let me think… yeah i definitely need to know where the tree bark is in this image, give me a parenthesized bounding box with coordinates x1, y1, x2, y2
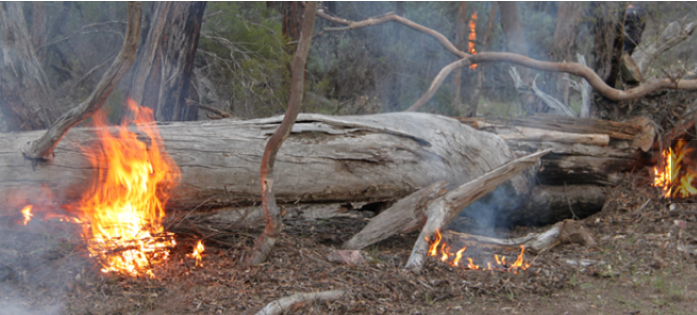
(0, 113, 517, 222)
(546, 2, 583, 102)
(592, 2, 627, 88)
(129, 1, 206, 122)
(0, 2, 56, 131)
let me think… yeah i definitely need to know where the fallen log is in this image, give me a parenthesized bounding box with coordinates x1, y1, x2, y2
(459, 114, 650, 186)
(1, 113, 516, 214)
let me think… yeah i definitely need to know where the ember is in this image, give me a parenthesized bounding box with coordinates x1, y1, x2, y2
(20, 205, 33, 225)
(188, 240, 205, 267)
(427, 229, 529, 273)
(653, 140, 697, 199)
(468, 11, 477, 70)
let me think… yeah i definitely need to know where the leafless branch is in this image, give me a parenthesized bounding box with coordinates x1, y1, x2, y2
(317, 9, 468, 59)
(23, 2, 141, 161)
(319, 9, 697, 112)
(246, 2, 317, 266)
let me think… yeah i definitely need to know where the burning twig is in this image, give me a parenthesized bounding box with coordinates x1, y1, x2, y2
(404, 149, 550, 273)
(254, 289, 348, 315)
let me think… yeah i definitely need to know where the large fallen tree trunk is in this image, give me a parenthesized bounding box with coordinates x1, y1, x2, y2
(0, 113, 517, 213)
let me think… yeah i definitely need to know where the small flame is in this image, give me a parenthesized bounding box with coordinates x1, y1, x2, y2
(653, 140, 697, 199)
(187, 240, 205, 267)
(427, 229, 529, 272)
(468, 11, 478, 70)
(21, 205, 33, 225)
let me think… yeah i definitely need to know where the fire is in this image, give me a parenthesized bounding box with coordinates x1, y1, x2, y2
(21, 205, 33, 225)
(187, 240, 205, 267)
(427, 229, 530, 273)
(653, 140, 697, 198)
(76, 98, 180, 277)
(468, 11, 478, 70)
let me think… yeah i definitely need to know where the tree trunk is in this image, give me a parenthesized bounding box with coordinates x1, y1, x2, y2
(0, 2, 56, 131)
(129, 1, 206, 122)
(546, 2, 583, 102)
(467, 2, 497, 117)
(498, 2, 537, 113)
(451, 2, 467, 114)
(592, 2, 627, 87)
(0, 113, 517, 213)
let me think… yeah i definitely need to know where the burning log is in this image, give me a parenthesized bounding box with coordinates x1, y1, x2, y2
(404, 149, 550, 273)
(1, 112, 517, 220)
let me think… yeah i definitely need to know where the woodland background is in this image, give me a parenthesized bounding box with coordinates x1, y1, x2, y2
(3, 1, 696, 130)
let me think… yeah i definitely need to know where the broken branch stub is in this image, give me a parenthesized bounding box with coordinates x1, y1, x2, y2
(404, 149, 551, 273)
(22, 2, 141, 161)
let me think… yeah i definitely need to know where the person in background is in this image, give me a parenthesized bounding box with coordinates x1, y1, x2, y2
(624, 4, 646, 55)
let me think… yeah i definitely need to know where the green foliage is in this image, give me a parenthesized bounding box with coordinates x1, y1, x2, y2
(197, 2, 291, 118)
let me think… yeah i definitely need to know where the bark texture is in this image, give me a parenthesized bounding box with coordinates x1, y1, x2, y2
(130, 1, 206, 122)
(0, 113, 516, 218)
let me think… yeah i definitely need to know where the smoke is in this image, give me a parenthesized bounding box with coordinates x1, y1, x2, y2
(448, 183, 525, 237)
(0, 188, 88, 315)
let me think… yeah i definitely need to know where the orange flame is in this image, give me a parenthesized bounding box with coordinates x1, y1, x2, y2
(76, 98, 180, 277)
(653, 140, 697, 198)
(427, 229, 529, 273)
(468, 11, 478, 70)
(187, 240, 205, 267)
(21, 205, 33, 225)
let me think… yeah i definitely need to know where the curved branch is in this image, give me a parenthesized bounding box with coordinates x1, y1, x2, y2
(317, 10, 468, 59)
(318, 8, 697, 113)
(471, 52, 697, 101)
(406, 59, 471, 112)
(22, 2, 141, 160)
(246, 2, 317, 266)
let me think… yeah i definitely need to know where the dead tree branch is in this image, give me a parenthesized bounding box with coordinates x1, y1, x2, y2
(632, 20, 697, 76)
(317, 10, 468, 59)
(246, 2, 317, 266)
(318, 9, 697, 112)
(22, 2, 141, 161)
(254, 290, 347, 315)
(404, 149, 551, 273)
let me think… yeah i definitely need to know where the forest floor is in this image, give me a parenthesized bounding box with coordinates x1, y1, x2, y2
(1, 170, 696, 315)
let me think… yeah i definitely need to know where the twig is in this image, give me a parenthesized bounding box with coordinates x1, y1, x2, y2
(254, 290, 347, 315)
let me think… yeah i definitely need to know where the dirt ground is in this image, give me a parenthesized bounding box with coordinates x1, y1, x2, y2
(1, 170, 696, 315)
